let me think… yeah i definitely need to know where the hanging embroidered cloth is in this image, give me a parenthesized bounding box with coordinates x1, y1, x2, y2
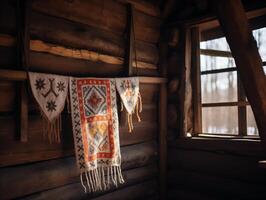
(115, 77, 142, 132)
(70, 77, 124, 192)
(29, 72, 69, 143)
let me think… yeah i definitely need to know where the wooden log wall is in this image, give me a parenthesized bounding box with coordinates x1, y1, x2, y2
(0, 0, 163, 199)
(166, 9, 266, 200)
(167, 139, 266, 199)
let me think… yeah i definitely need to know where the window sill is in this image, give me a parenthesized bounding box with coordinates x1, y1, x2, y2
(170, 134, 264, 157)
(196, 133, 260, 142)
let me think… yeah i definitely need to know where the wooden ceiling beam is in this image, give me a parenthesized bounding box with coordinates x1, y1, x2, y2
(211, 0, 266, 145)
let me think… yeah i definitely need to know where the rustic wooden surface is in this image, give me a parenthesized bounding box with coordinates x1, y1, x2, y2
(0, 0, 162, 199)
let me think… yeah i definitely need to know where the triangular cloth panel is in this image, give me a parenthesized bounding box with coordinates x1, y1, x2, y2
(29, 72, 69, 143)
(115, 77, 142, 132)
(70, 77, 124, 193)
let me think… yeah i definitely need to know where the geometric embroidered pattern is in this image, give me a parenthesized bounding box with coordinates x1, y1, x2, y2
(83, 85, 107, 116)
(70, 77, 121, 171)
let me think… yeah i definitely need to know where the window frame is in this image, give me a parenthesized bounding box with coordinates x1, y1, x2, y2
(192, 27, 266, 137)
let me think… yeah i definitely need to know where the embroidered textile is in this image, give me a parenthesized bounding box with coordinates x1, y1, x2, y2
(70, 77, 124, 192)
(115, 77, 142, 132)
(29, 72, 69, 143)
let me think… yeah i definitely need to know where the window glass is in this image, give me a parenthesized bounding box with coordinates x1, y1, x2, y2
(202, 106, 238, 134)
(200, 55, 235, 71)
(247, 106, 259, 136)
(253, 27, 266, 61)
(201, 71, 237, 103)
(200, 37, 230, 51)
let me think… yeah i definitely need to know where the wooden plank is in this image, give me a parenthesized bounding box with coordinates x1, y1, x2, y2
(31, 0, 161, 44)
(237, 73, 247, 136)
(211, 0, 266, 143)
(29, 11, 159, 65)
(158, 83, 167, 198)
(0, 141, 158, 199)
(0, 33, 16, 46)
(200, 49, 232, 58)
(92, 180, 158, 200)
(0, 114, 158, 167)
(0, 69, 166, 83)
(170, 137, 263, 158)
(191, 27, 202, 134)
(168, 169, 266, 199)
(0, 0, 17, 34)
(201, 67, 237, 75)
(22, 165, 158, 200)
(116, 0, 160, 17)
(202, 101, 249, 107)
(168, 148, 266, 184)
(0, 46, 17, 68)
(23, 179, 158, 200)
(29, 51, 124, 76)
(18, 82, 28, 142)
(0, 33, 158, 70)
(125, 3, 134, 76)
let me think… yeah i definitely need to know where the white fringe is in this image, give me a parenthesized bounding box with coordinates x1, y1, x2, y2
(80, 166, 124, 193)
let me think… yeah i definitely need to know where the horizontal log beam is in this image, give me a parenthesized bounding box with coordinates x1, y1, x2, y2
(30, 11, 158, 65)
(31, 0, 161, 44)
(0, 34, 157, 70)
(168, 169, 266, 199)
(0, 141, 158, 199)
(200, 49, 232, 58)
(0, 69, 167, 83)
(116, 0, 160, 17)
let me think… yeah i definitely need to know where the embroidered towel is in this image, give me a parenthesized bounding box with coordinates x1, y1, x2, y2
(29, 72, 69, 143)
(115, 77, 142, 132)
(70, 77, 124, 192)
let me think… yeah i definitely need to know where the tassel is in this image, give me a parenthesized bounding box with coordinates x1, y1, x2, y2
(80, 166, 124, 193)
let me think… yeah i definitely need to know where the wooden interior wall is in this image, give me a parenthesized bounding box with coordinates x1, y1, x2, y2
(166, 16, 266, 200)
(0, 0, 163, 199)
(167, 139, 266, 200)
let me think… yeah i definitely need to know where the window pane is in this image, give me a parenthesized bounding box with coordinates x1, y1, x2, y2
(200, 37, 230, 51)
(201, 71, 237, 103)
(200, 55, 235, 71)
(253, 27, 266, 61)
(247, 106, 259, 136)
(202, 107, 238, 134)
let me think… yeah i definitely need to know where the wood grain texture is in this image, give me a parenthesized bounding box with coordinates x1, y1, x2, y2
(31, 0, 161, 43)
(0, 141, 158, 199)
(30, 11, 159, 65)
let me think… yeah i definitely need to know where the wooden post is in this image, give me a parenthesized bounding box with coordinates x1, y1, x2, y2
(191, 27, 202, 135)
(178, 27, 192, 137)
(211, 0, 266, 144)
(19, 82, 28, 142)
(159, 82, 167, 199)
(125, 3, 134, 76)
(16, 0, 30, 142)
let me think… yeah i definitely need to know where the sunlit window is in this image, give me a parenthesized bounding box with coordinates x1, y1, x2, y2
(199, 27, 266, 136)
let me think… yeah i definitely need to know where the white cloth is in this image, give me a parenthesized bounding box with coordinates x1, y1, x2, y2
(29, 72, 69, 122)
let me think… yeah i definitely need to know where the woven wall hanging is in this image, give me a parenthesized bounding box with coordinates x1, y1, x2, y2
(29, 72, 69, 143)
(70, 77, 124, 192)
(115, 77, 142, 132)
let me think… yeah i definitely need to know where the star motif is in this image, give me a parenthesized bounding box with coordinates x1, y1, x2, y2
(35, 78, 45, 90)
(57, 81, 66, 92)
(46, 100, 57, 112)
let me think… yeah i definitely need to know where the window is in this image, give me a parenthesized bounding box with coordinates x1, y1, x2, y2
(199, 27, 266, 137)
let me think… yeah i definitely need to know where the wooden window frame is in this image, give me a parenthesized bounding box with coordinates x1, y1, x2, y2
(192, 27, 266, 137)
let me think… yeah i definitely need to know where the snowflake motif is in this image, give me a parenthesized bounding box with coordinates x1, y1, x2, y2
(57, 81, 66, 92)
(35, 78, 45, 90)
(46, 100, 57, 112)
